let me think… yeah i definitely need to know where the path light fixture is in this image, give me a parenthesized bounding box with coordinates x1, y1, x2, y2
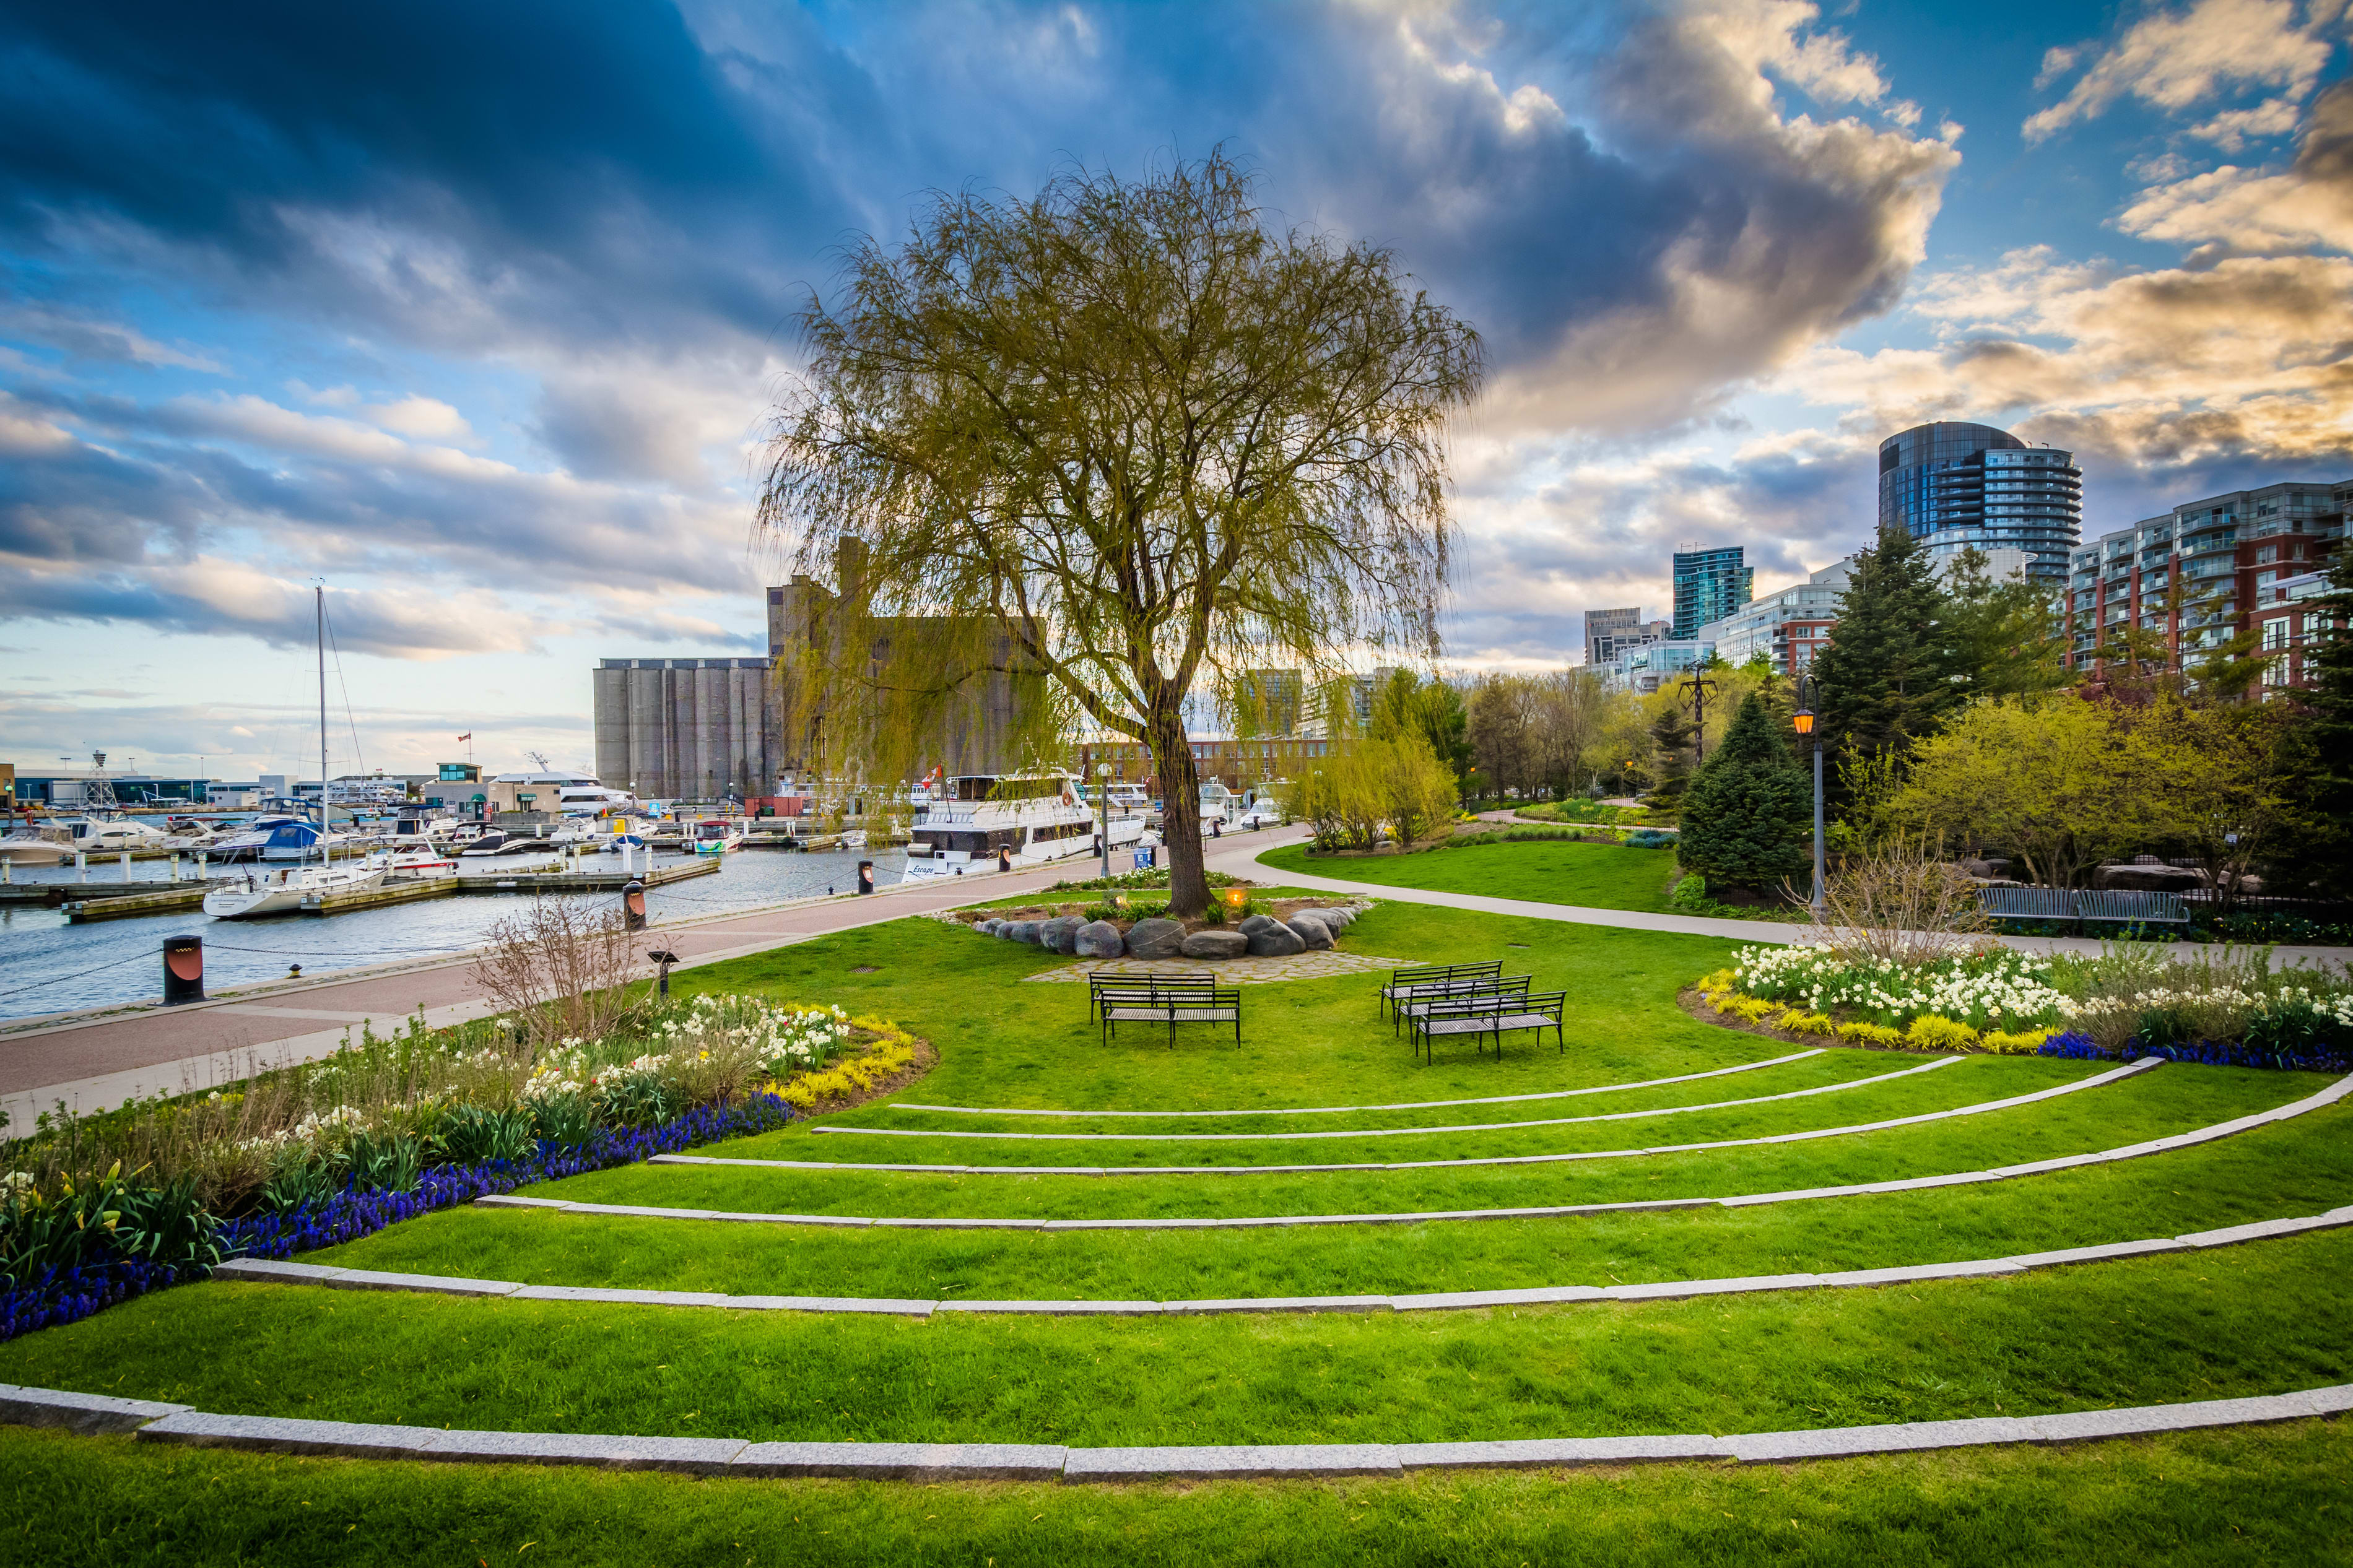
(647, 948, 680, 998)
(1222, 886, 1248, 916)
(1793, 674, 1825, 915)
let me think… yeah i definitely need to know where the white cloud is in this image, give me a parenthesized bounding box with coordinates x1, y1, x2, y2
(362, 395, 477, 443)
(2024, 0, 2334, 142)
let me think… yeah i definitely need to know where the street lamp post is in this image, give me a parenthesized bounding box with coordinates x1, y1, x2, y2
(1095, 761, 1113, 883)
(1793, 674, 1824, 915)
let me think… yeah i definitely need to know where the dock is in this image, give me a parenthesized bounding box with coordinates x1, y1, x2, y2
(302, 877, 460, 915)
(450, 857, 720, 894)
(62, 884, 219, 922)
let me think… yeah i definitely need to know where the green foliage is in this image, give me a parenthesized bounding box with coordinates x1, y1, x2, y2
(1, 1164, 221, 1287)
(1676, 693, 1810, 895)
(1813, 522, 1960, 808)
(1292, 729, 1459, 849)
(2274, 546, 2353, 898)
(1368, 669, 1474, 782)
(1942, 545, 2069, 700)
(1645, 704, 1696, 816)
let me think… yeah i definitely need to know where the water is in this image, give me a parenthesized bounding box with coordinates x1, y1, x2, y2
(0, 847, 911, 1022)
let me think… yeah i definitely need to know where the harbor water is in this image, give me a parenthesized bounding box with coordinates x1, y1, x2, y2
(0, 848, 912, 1024)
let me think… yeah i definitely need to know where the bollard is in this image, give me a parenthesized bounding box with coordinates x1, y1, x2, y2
(622, 878, 646, 932)
(163, 935, 206, 1005)
(76, 850, 87, 883)
(170, 852, 181, 883)
(858, 859, 875, 896)
(198, 850, 208, 881)
(121, 851, 132, 879)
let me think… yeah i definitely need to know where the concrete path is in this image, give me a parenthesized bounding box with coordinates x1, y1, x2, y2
(6, 822, 2341, 1132)
(1225, 834, 2353, 970)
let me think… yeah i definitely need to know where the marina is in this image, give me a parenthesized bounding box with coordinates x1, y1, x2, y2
(0, 847, 913, 1024)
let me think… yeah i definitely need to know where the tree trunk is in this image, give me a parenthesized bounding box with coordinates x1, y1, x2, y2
(1149, 695, 1209, 917)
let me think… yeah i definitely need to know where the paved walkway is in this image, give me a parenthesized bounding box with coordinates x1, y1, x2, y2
(6, 823, 2342, 1130)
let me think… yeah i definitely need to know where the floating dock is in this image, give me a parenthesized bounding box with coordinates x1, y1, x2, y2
(62, 884, 219, 922)
(450, 857, 720, 894)
(301, 877, 461, 915)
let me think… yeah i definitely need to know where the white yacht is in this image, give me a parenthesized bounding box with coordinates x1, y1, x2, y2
(689, 819, 746, 855)
(365, 845, 459, 881)
(903, 773, 1144, 880)
(204, 860, 387, 918)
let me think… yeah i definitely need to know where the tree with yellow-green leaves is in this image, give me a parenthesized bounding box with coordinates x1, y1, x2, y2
(2128, 698, 2298, 911)
(757, 152, 1481, 916)
(1894, 694, 2141, 888)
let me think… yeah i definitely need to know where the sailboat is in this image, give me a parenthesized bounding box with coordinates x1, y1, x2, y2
(204, 587, 388, 919)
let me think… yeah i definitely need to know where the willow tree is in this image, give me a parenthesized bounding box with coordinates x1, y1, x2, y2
(757, 153, 1482, 916)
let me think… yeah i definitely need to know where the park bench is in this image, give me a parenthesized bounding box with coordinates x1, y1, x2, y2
(1409, 990, 1567, 1063)
(1977, 886, 2189, 930)
(1393, 974, 1531, 1038)
(1094, 976, 1243, 1049)
(2073, 890, 2189, 929)
(1380, 960, 1505, 1020)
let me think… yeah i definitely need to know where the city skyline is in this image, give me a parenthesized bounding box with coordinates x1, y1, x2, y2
(6, 0, 2352, 775)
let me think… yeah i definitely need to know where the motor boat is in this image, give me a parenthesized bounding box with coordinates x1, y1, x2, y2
(903, 772, 1144, 881)
(690, 820, 745, 855)
(365, 845, 459, 881)
(457, 831, 559, 858)
(1233, 797, 1286, 829)
(597, 833, 651, 854)
(838, 828, 868, 851)
(203, 861, 388, 919)
(0, 826, 73, 864)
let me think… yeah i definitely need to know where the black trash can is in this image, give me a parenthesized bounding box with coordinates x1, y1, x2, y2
(163, 935, 205, 1005)
(857, 859, 876, 895)
(623, 879, 646, 932)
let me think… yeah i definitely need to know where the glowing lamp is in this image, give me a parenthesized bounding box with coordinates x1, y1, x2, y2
(1222, 887, 1248, 911)
(1793, 708, 1816, 737)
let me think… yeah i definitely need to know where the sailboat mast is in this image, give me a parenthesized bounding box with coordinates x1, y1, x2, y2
(317, 586, 327, 867)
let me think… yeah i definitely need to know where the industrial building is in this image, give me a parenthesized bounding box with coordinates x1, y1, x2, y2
(592, 542, 1029, 801)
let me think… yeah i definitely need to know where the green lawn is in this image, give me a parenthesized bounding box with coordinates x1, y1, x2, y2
(4, 895, 2347, 1564)
(8, 1420, 2346, 1567)
(1257, 838, 1685, 912)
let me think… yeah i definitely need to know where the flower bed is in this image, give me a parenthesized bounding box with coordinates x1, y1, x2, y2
(1695, 941, 2353, 1067)
(2, 993, 909, 1341)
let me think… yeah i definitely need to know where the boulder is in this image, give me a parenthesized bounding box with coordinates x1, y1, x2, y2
(976, 918, 1001, 935)
(1285, 916, 1333, 950)
(1238, 914, 1305, 958)
(1039, 917, 1082, 955)
(1180, 929, 1250, 960)
(1074, 919, 1126, 959)
(1006, 920, 1040, 944)
(1124, 917, 1188, 959)
(2096, 864, 2203, 893)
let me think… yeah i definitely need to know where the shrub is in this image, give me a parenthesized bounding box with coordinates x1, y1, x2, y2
(1905, 1014, 1981, 1052)
(1720, 996, 1774, 1023)
(1981, 1028, 2054, 1055)
(1777, 1010, 1835, 1036)
(1838, 1022, 1905, 1047)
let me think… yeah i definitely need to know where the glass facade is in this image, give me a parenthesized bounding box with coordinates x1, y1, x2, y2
(1878, 422, 2081, 584)
(1671, 547, 1752, 638)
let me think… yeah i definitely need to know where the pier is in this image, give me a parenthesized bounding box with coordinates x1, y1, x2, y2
(62, 884, 220, 922)
(449, 856, 720, 894)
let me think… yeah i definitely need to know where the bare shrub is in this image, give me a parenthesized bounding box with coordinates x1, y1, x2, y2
(468, 897, 643, 1046)
(1811, 831, 1987, 963)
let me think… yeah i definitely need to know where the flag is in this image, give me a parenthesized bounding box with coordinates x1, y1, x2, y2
(457, 732, 472, 742)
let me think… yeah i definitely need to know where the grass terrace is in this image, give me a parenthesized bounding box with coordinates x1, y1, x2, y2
(1258, 837, 1685, 914)
(5, 889, 2351, 1564)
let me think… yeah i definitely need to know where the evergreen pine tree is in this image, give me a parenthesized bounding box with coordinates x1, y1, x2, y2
(1677, 692, 1812, 894)
(1814, 522, 1959, 807)
(1646, 704, 1696, 816)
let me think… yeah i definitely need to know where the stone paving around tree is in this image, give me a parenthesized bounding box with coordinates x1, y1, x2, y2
(1022, 951, 1416, 984)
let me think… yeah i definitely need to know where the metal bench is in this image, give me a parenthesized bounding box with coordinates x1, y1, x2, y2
(1380, 960, 1505, 1020)
(1977, 886, 2189, 930)
(1409, 990, 1567, 1063)
(1095, 978, 1242, 1049)
(2074, 890, 2188, 927)
(1975, 887, 2075, 923)
(1393, 974, 1531, 1038)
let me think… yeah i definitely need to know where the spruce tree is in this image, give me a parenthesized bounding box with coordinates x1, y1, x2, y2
(1645, 704, 1697, 816)
(1814, 522, 1959, 808)
(1677, 692, 1812, 894)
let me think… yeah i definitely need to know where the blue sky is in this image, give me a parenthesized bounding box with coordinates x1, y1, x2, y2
(3, 0, 2349, 778)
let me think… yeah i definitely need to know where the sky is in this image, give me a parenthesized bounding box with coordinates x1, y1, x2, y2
(3, 0, 2350, 780)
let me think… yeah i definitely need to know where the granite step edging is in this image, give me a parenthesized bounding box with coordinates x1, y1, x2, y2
(4, 1382, 2344, 1479)
(664, 1057, 2174, 1174)
(815, 1057, 1962, 1143)
(208, 1202, 2353, 1317)
(884, 1049, 1827, 1119)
